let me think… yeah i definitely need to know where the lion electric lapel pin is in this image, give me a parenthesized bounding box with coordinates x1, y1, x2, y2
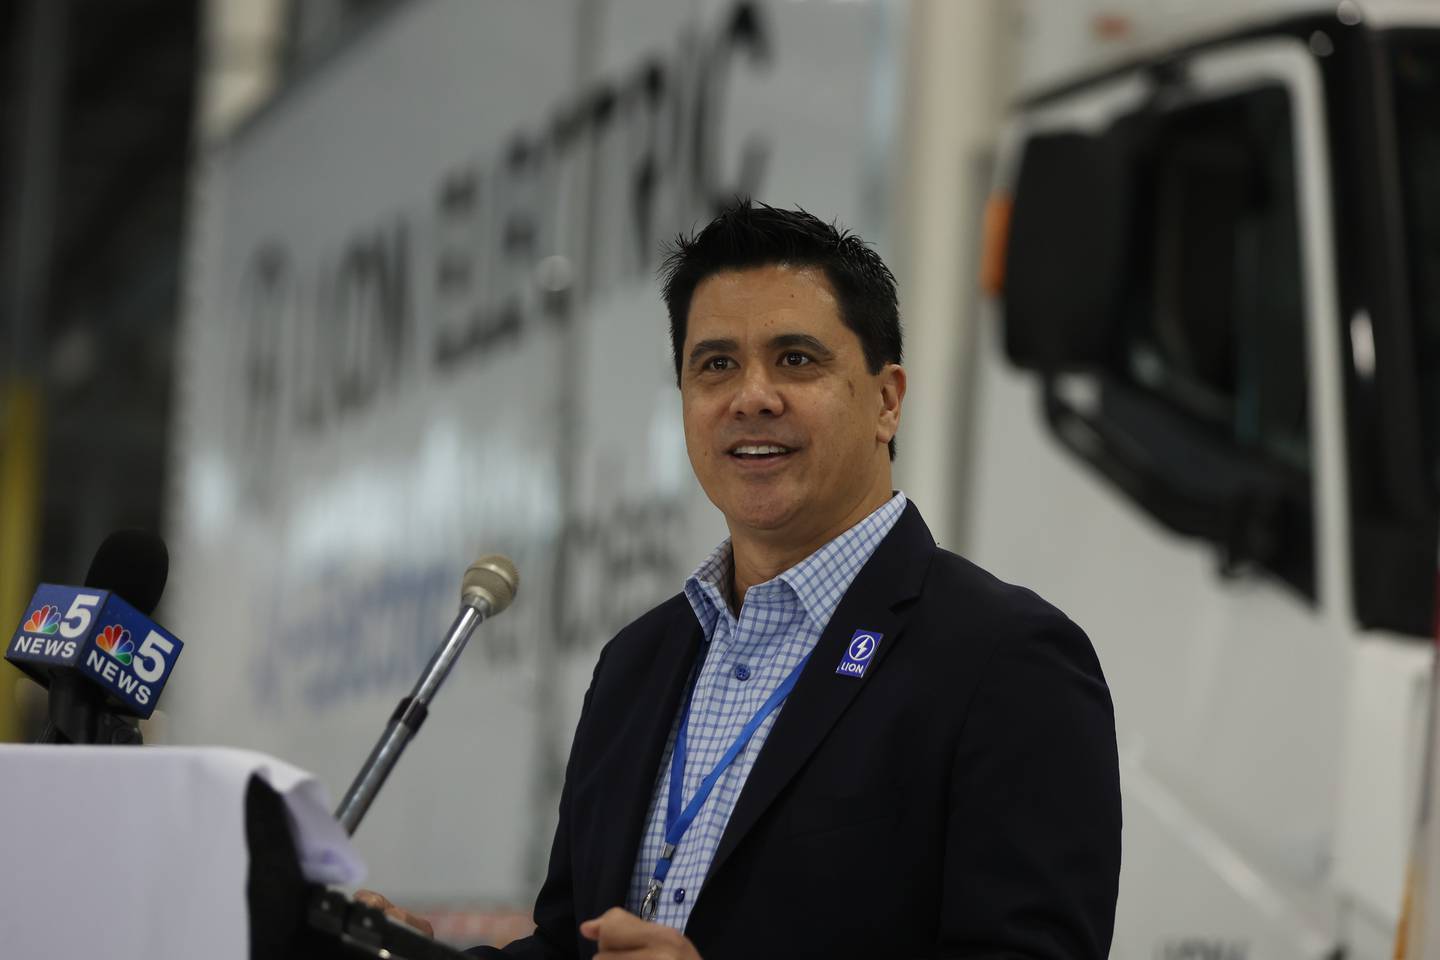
(836, 629, 883, 678)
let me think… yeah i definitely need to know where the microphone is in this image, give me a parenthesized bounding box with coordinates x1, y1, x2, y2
(334, 555, 518, 835)
(6, 530, 183, 744)
(85, 529, 169, 615)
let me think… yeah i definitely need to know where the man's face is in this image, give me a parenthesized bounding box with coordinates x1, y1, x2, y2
(680, 265, 904, 547)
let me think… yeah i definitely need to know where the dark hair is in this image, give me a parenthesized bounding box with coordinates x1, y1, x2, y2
(659, 199, 903, 459)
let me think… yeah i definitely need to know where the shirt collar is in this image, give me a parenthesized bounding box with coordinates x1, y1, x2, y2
(683, 541, 732, 642)
(683, 492, 908, 640)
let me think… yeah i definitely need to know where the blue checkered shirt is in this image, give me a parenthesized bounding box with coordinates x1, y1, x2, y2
(625, 492, 908, 929)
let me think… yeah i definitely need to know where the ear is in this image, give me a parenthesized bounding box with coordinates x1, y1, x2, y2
(876, 364, 905, 443)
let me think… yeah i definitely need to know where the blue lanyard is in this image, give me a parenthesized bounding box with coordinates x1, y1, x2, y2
(638, 650, 812, 920)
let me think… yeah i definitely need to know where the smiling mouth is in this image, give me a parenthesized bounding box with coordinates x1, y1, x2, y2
(729, 444, 797, 462)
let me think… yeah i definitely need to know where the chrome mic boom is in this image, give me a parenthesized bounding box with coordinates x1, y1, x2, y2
(335, 555, 519, 835)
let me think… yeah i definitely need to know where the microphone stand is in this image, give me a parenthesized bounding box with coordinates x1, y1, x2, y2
(35, 674, 142, 745)
(334, 594, 495, 835)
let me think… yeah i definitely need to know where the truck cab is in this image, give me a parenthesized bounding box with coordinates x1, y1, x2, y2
(975, 4, 1440, 956)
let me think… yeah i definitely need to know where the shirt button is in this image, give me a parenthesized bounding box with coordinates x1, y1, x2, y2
(733, 664, 751, 681)
(674, 888, 686, 903)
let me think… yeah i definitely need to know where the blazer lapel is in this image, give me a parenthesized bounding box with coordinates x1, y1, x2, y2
(703, 503, 937, 883)
(593, 599, 704, 910)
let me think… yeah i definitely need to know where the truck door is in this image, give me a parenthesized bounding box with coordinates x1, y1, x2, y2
(974, 35, 1348, 959)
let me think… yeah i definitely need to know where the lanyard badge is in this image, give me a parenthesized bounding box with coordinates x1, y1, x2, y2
(640, 652, 812, 921)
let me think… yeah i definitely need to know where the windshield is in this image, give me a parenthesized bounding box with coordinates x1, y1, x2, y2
(1391, 33, 1440, 492)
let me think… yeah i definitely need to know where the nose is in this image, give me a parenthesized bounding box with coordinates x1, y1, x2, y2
(728, 363, 784, 419)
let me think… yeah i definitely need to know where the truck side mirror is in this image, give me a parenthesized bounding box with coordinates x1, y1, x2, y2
(1002, 131, 1131, 372)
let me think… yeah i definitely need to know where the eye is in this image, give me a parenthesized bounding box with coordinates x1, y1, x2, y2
(704, 356, 734, 372)
(780, 352, 812, 367)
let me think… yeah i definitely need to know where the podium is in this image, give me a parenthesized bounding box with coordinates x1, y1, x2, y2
(0, 745, 479, 959)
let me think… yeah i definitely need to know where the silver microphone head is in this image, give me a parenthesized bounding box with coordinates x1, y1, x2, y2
(461, 554, 519, 614)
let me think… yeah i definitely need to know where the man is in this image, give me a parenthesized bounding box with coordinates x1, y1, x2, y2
(362, 201, 1121, 958)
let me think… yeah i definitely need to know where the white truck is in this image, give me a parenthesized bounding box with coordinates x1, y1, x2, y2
(974, 2, 1440, 956)
(170, 0, 1440, 953)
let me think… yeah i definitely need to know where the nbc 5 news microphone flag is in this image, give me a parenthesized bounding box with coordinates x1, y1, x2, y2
(6, 584, 183, 718)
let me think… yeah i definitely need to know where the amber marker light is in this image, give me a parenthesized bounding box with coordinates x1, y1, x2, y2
(979, 193, 1013, 299)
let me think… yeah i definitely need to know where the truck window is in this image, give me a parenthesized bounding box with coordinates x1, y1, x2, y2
(1129, 86, 1308, 472)
(1392, 36, 1440, 499)
(1086, 84, 1314, 595)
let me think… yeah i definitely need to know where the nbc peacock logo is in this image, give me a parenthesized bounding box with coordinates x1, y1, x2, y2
(23, 605, 60, 635)
(95, 625, 134, 665)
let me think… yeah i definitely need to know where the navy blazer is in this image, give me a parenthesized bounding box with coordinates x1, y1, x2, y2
(470, 503, 1121, 959)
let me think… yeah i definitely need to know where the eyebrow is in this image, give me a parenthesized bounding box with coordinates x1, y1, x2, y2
(770, 333, 836, 361)
(686, 333, 837, 368)
(687, 338, 740, 367)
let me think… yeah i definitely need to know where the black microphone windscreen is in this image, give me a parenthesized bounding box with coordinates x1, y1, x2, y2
(84, 530, 169, 616)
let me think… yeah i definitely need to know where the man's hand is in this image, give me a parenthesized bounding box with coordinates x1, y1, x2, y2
(580, 907, 703, 959)
(353, 889, 435, 939)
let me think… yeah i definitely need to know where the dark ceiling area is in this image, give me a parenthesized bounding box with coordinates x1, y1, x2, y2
(0, 0, 199, 586)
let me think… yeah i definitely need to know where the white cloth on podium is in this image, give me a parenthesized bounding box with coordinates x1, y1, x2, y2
(0, 744, 366, 960)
